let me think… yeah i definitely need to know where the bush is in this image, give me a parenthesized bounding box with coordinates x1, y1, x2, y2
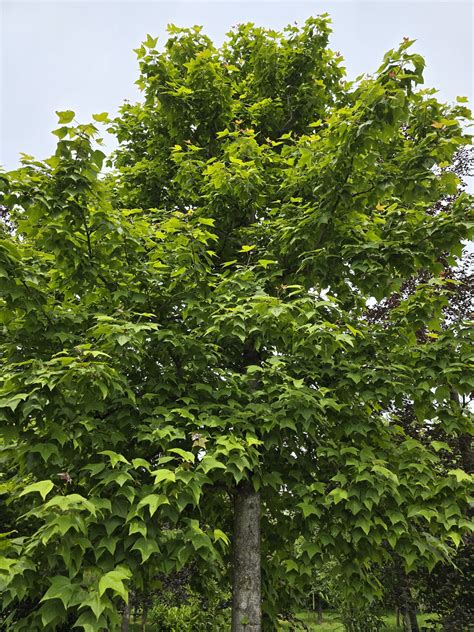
(340, 604, 385, 632)
(148, 582, 230, 631)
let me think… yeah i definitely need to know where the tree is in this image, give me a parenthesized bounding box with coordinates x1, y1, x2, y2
(0, 16, 472, 631)
(372, 248, 474, 632)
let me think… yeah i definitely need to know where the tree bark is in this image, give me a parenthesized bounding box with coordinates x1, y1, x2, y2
(408, 605, 420, 632)
(317, 595, 323, 625)
(401, 579, 419, 632)
(403, 610, 412, 632)
(141, 602, 148, 632)
(231, 481, 262, 632)
(121, 602, 130, 632)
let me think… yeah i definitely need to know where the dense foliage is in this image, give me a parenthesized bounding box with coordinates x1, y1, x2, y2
(0, 15, 472, 631)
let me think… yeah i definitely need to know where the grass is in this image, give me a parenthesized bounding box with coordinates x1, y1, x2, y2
(278, 610, 343, 630)
(278, 610, 439, 631)
(130, 609, 439, 630)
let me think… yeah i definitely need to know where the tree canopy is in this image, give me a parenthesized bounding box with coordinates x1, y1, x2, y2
(0, 15, 472, 631)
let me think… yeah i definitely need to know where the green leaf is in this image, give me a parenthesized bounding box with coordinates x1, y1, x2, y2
(131, 458, 151, 470)
(0, 392, 29, 411)
(40, 600, 65, 627)
(168, 448, 195, 463)
(98, 536, 118, 556)
(403, 550, 418, 570)
(0, 557, 17, 572)
(298, 502, 321, 518)
(302, 542, 319, 560)
(440, 171, 460, 195)
(257, 259, 277, 268)
(284, 559, 299, 573)
(407, 507, 434, 522)
(52, 126, 68, 139)
(80, 592, 106, 621)
(197, 217, 215, 226)
(92, 112, 110, 123)
(199, 456, 226, 474)
(98, 567, 131, 602)
(128, 520, 147, 537)
(99, 450, 130, 467)
(448, 469, 471, 483)
(97, 381, 108, 400)
(137, 493, 169, 517)
(355, 516, 371, 535)
(387, 511, 406, 526)
(213, 528, 230, 545)
(448, 531, 462, 547)
(145, 33, 158, 48)
(328, 488, 348, 504)
(239, 244, 256, 252)
(44, 494, 97, 515)
(151, 468, 176, 484)
(41, 576, 75, 607)
(20, 480, 54, 501)
(56, 110, 75, 124)
(371, 465, 399, 484)
(431, 441, 452, 453)
(74, 610, 106, 632)
(30, 443, 59, 462)
(131, 537, 160, 562)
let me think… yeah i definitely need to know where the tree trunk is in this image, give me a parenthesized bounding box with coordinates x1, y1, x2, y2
(141, 602, 148, 632)
(231, 481, 261, 632)
(408, 605, 419, 632)
(121, 602, 130, 632)
(401, 586, 419, 632)
(403, 610, 412, 632)
(317, 595, 323, 624)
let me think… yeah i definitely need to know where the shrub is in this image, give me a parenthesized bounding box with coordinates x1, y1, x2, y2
(148, 583, 230, 631)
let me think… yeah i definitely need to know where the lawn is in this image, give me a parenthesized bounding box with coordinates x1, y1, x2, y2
(130, 609, 438, 630)
(278, 610, 438, 631)
(278, 610, 343, 631)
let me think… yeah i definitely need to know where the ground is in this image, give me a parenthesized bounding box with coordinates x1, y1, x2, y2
(278, 610, 438, 631)
(129, 609, 438, 630)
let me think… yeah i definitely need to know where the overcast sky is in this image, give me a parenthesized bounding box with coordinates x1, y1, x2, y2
(1, 1, 472, 169)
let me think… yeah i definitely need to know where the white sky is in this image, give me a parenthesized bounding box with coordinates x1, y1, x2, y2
(0, 0, 472, 169)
